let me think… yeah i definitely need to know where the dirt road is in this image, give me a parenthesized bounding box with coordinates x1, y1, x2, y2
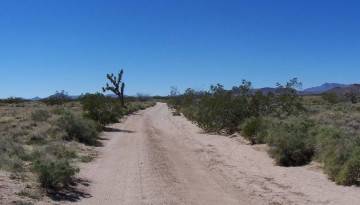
(73, 103, 360, 205)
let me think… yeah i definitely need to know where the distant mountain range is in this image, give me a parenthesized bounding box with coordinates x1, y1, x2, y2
(251, 83, 351, 95)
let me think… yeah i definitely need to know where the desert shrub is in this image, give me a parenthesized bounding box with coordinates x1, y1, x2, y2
(183, 83, 251, 133)
(248, 91, 272, 117)
(322, 93, 338, 104)
(56, 112, 100, 145)
(267, 118, 316, 166)
(52, 105, 65, 115)
(81, 93, 123, 126)
(0, 155, 24, 172)
(42, 90, 71, 105)
(32, 159, 79, 189)
(0, 137, 26, 158)
(125, 103, 142, 115)
(17, 190, 40, 200)
(273, 78, 304, 117)
(28, 131, 47, 144)
(314, 128, 351, 162)
(315, 128, 360, 185)
(136, 93, 151, 102)
(168, 86, 182, 109)
(1, 97, 29, 104)
(0, 137, 28, 172)
(30, 110, 51, 122)
(125, 101, 155, 114)
(170, 79, 304, 133)
(172, 110, 181, 116)
(337, 148, 360, 185)
(241, 117, 267, 144)
(45, 142, 77, 159)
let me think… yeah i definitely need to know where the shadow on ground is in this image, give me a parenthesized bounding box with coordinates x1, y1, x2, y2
(103, 127, 136, 133)
(47, 178, 92, 202)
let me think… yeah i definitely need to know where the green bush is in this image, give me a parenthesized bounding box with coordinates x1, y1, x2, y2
(183, 84, 250, 133)
(125, 103, 142, 115)
(267, 118, 316, 166)
(315, 128, 360, 185)
(273, 78, 304, 117)
(81, 93, 123, 126)
(32, 159, 79, 189)
(241, 117, 267, 144)
(56, 112, 100, 145)
(169, 79, 303, 133)
(337, 148, 360, 185)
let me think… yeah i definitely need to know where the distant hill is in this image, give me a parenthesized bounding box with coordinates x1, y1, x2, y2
(327, 84, 360, 97)
(302, 83, 348, 94)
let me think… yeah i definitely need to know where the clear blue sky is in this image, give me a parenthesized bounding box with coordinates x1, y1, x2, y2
(0, 0, 359, 98)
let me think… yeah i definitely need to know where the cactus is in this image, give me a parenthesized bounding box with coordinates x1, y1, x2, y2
(102, 69, 126, 108)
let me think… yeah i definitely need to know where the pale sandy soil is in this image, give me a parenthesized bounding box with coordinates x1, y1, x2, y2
(66, 103, 359, 205)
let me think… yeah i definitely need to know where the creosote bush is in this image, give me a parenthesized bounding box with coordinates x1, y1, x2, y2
(32, 159, 79, 189)
(337, 148, 360, 185)
(266, 119, 316, 166)
(56, 112, 100, 145)
(315, 127, 360, 185)
(241, 117, 267, 144)
(81, 93, 123, 127)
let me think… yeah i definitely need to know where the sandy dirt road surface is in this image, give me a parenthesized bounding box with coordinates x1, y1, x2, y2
(72, 103, 360, 205)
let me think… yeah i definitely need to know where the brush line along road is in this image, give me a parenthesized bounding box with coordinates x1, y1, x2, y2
(73, 103, 360, 205)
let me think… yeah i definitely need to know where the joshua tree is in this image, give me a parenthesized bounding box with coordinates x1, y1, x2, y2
(102, 69, 126, 108)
